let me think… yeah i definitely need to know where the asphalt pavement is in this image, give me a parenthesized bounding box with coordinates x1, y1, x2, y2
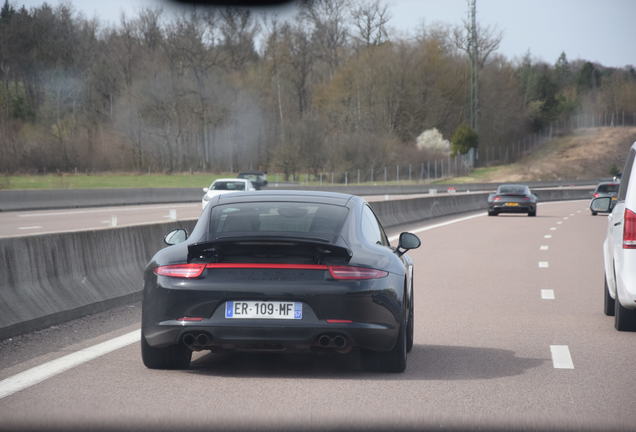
(0, 200, 632, 431)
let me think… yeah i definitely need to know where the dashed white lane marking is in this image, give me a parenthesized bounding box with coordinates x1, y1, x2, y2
(541, 289, 555, 300)
(540, 245, 549, 250)
(550, 227, 557, 231)
(577, 210, 582, 213)
(556, 221, 563, 225)
(550, 345, 574, 369)
(0, 330, 140, 400)
(569, 213, 574, 216)
(563, 217, 569, 220)
(17, 226, 42, 230)
(538, 261, 550, 268)
(544, 234, 553, 239)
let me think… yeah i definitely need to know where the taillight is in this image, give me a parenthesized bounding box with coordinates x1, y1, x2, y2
(522, 196, 530, 201)
(593, 193, 600, 198)
(154, 264, 206, 278)
(624, 209, 636, 249)
(328, 265, 388, 280)
(493, 196, 501, 201)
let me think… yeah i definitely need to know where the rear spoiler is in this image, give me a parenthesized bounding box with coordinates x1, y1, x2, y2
(188, 236, 352, 262)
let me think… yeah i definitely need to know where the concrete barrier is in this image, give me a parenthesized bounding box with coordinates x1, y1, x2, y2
(0, 188, 593, 340)
(0, 180, 600, 212)
(0, 220, 196, 340)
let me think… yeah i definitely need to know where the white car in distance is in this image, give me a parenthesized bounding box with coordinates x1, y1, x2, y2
(201, 178, 256, 208)
(591, 140, 636, 331)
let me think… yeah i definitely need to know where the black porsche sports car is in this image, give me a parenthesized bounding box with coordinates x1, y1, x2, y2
(141, 191, 420, 372)
(487, 184, 538, 216)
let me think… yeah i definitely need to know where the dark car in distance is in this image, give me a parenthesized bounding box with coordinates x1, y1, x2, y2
(590, 182, 620, 215)
(488, 184, 538, 216)
(237, 170, 268, 190)
(141, 191, 420, 373)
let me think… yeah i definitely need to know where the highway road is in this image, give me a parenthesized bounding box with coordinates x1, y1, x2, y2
(0, 192, 459, 238)
(1, 200, 633, 431)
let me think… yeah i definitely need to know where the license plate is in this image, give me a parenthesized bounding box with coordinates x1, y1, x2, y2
(505, 202, 519, 207)
(225, 301, 302, 320)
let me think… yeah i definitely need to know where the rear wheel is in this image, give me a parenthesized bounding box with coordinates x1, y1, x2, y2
(488, 210, 497, 216)
(141, 333, 192, 369)
(614, 292, 636, 331)
(362, 314, 407, 373)
(604, 275, 615, 316)
(528, 209, 536, 217)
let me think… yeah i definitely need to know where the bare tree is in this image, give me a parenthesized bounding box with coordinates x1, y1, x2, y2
(350, 0, 391, 48)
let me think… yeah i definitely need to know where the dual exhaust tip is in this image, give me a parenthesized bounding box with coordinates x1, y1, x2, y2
(182, 332, 212, 350)
(317, 334, 347, 349)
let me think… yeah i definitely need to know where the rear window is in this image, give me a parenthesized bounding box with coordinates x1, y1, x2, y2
(497, 185, 527, 195)
(209, 202, 348, 240)
(212, 181, 246, 191)
(596, 184, 619, 193)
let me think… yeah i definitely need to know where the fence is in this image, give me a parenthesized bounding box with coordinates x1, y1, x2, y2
(276, 111, 636, 185)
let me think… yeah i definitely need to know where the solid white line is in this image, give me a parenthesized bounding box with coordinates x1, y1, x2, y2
(17, 226, 42, 230)
(541, 289, 555, 300)
(544, 234, 552, 239)
(18, 203, 198, 218)
(388, 212, 485, 242)
(538, 261, 550, 268)
(0, 330, 140, 400)
(540, 245, 549, 250)
(550, 345, 574, 369)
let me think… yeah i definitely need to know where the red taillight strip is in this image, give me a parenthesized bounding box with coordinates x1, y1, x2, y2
(624, 208, 636, 249)
(154, 264, 206, 278)
(177, 317, 204, 322)
(329, 265, 389, 280)
(155, 263, 388, 280)
(205, 263, 329, 270)
(326, 319, 353, 323)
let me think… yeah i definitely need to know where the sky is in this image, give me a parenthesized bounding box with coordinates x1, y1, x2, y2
(14, 0, 636, 68)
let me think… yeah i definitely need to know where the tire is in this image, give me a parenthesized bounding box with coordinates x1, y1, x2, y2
(362, 313, 407, 373)
(591, 211, 597, 216)
(604, 275, 615, 316)
(141, 333, 192, 369)
(488, 210, 497, 216)
(614, 292, 636, 331)
(528, 209, 536, 217)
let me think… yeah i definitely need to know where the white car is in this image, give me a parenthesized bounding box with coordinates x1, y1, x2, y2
(201, 178, 255, 208)
(592, 141, 636, 331)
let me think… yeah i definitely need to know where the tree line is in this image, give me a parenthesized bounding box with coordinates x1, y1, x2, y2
(0, 0, 635, 176)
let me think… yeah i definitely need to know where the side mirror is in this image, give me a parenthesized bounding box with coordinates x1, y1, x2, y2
(396, 232, 421, 256)
(164, 229, 187, 245)
(590, 197, 613, 213)
(202, 187, 209, 193)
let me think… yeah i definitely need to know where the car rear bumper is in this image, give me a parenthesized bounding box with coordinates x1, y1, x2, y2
(142, 272, 404, 353)
(489, 204, 535, 213)
(143, 319, 397, 352)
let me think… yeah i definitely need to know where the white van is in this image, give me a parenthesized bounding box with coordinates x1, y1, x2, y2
(591, 141, 636, 331)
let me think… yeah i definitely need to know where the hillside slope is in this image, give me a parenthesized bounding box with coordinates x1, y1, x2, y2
(465, 127, 636, 182)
